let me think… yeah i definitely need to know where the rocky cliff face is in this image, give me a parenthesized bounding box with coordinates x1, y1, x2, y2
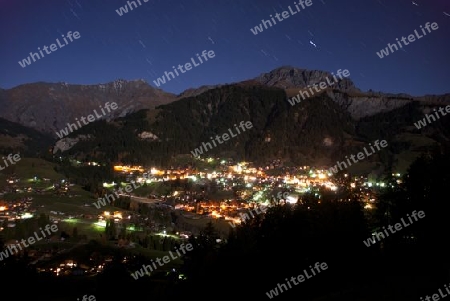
(254, 66, 359, 93)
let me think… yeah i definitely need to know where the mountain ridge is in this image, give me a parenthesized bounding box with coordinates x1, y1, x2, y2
(1, 67, 449, 136)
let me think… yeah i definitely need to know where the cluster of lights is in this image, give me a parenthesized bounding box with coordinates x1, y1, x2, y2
(113, 165, 145, 172)
(365, 182, 386, 188)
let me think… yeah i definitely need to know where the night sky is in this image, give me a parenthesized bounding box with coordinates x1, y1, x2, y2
(1, 0, 449, 96)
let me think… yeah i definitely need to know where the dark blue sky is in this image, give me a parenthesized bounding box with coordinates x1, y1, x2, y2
(1, 0, 449, 96)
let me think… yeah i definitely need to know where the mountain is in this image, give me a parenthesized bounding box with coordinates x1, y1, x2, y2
(1, 66, 449, 174)
(0, 79, 176, 136)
